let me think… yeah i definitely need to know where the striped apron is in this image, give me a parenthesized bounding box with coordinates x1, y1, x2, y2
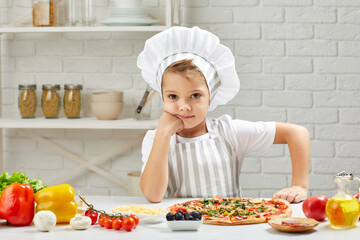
(166, 136, 242, 198)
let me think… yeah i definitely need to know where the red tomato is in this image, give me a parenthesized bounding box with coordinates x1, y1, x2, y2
(112, 218, 122, 230)
(302, 195, 328, 221)
(98, 217, 105, 227)
(85, 209, 99, 225)
(103, 218, 113, 229)
(129, 214, 139, 227)
(122, 217, 135, 232)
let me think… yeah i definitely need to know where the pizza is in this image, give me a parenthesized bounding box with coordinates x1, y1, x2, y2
(168, 196, 292, 225)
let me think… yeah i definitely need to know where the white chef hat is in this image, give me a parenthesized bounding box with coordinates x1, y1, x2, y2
(137, 26, 240, 111)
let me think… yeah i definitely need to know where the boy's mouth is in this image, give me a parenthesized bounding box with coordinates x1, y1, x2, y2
(177, 115, 194, 120)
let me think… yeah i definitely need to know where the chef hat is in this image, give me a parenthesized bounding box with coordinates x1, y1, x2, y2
(137, 26, 240, 111)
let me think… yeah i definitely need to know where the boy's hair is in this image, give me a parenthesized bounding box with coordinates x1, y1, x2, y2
(163, 59, 206, 81)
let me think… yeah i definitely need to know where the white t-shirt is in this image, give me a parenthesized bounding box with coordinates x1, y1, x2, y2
(141, 114, 276, 173)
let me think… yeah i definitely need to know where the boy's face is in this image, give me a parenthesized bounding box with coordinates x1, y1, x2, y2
(162, 71, 210, 132)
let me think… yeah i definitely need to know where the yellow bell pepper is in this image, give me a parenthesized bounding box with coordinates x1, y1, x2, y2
(35, 184, 77, 224)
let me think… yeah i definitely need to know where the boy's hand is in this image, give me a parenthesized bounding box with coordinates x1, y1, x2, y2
(157, 112, 184, 136)
(272, 186, 307, 203)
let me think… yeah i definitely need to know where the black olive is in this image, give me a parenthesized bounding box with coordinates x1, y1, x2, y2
(166, 212, 175, 221)
(175, 211, 184, 220)
(241, 204, 246, 210)
(190, 211, 202, 220)
(176, 210, 184, 215)
(184, 212, 191, 220)
(183, 204, 189, 207)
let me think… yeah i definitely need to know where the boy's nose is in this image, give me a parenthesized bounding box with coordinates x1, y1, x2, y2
(179, 101, 191, 111)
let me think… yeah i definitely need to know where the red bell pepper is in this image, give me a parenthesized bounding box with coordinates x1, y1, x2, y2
(0, 183, 35, 226)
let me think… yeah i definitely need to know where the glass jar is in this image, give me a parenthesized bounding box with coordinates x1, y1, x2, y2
(18, 84, 37, 118)
(33, 0, 57, 27)
(64, 84, 83, 119)
(82, 0, 96, 26)
(65, 0, 81, 26)
(42, 84, 61, 118)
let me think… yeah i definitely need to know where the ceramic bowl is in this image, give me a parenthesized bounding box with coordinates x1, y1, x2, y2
(91, 102, 123, 120)
(114, 211, 166, 224)
(91, 91, 123, 103)
(167, 220, 202, 231)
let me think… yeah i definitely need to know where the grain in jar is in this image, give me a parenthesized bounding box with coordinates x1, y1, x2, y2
(64, 84, 83, 118)
(33, 0, 57, 27)
(42, 84, 61, 118)
(18, 84, 37, 118)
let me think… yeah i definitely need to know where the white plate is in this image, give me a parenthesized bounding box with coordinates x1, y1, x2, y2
(99, 17, 160, 26)
(167, 220, 202, 231)
(114, 211, 166, 224)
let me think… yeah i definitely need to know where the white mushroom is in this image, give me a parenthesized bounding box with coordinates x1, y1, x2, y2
(70, 214, 92, 230)
(33, 210, 57, 232)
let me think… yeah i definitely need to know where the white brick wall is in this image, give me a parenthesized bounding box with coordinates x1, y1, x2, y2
(1, 0, 360, 198)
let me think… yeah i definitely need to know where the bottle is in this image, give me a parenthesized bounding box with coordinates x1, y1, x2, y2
(64, 84, 83, 118)
(65, 0, 81, 26)
(41, 84, 61, 118)
(325, 171, 360, 229)
(82, 0, 96, 26)
(18, 84, 37, 118)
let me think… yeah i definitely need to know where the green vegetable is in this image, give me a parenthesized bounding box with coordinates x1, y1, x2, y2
(0, 172, 46, 195)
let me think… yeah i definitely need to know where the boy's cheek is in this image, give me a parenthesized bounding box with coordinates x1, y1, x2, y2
(163, 103, 175, 115)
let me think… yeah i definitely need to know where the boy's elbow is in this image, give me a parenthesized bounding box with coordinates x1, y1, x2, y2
(297, 125, 310, 140)
(142, 190, 164, 203)
(140, 181, 164, 203)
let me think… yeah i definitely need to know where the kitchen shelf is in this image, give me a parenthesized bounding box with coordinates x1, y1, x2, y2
(0, 25, 168, 34)
(0, 118, 158, 129)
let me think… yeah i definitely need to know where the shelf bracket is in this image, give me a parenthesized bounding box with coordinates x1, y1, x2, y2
(17, 129, 145, 189)
(48, 132, 145, 186)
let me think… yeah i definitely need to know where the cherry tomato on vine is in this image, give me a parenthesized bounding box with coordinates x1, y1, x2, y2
(85, 209, 99, 225)
(112, 218, 122, 230)
(122, 217, 135, 232)
(129, 214, 139, 227)
(98, 217, 105, 227)
(103, 218, 113, 229)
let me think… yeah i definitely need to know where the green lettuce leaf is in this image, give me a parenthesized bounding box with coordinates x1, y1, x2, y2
(0, 172, 47, 195)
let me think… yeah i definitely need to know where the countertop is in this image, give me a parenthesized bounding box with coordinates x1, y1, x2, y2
(1, 196, 360, 240)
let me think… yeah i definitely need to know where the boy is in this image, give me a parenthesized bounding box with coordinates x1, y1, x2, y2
(137, 27, 310, 203)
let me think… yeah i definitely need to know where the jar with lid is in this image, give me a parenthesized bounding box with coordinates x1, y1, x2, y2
(64, 84, 83, 118)
(18, 84, 37, 118)
(42, 84, 61, 118)
(33, 0, 61, 27)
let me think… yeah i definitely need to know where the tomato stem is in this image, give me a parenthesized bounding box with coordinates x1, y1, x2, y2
(78, 194, 128, 218)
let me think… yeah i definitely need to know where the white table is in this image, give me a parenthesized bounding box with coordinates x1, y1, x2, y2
(1, 196, 360, 240)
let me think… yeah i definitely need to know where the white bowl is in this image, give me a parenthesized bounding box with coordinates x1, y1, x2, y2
(91, 91, 123, 103)
(167, 220, 202, 231)
(114, 211, 166, 224)
(91, 102, 123, 120)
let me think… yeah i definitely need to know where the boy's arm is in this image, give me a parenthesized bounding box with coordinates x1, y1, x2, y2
(272, 122, 310, 203)
(140, 112, 183, 203)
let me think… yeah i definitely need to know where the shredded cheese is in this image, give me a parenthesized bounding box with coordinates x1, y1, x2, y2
(112, 205, 166, 215)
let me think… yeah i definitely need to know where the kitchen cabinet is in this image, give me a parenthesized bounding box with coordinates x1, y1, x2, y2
(0, 0, 177, 188)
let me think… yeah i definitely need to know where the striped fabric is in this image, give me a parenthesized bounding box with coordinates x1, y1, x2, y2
(156, 52, 221, 102)
(166, 136, 241, 198)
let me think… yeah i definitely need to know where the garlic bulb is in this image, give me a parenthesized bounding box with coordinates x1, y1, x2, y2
(70, 214, 92, 230)
(33, 210, 57, 232)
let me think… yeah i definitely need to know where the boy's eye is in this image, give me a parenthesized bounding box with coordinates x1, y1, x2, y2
(191, 93, 201, 99)
(168, 94, 177, 99)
